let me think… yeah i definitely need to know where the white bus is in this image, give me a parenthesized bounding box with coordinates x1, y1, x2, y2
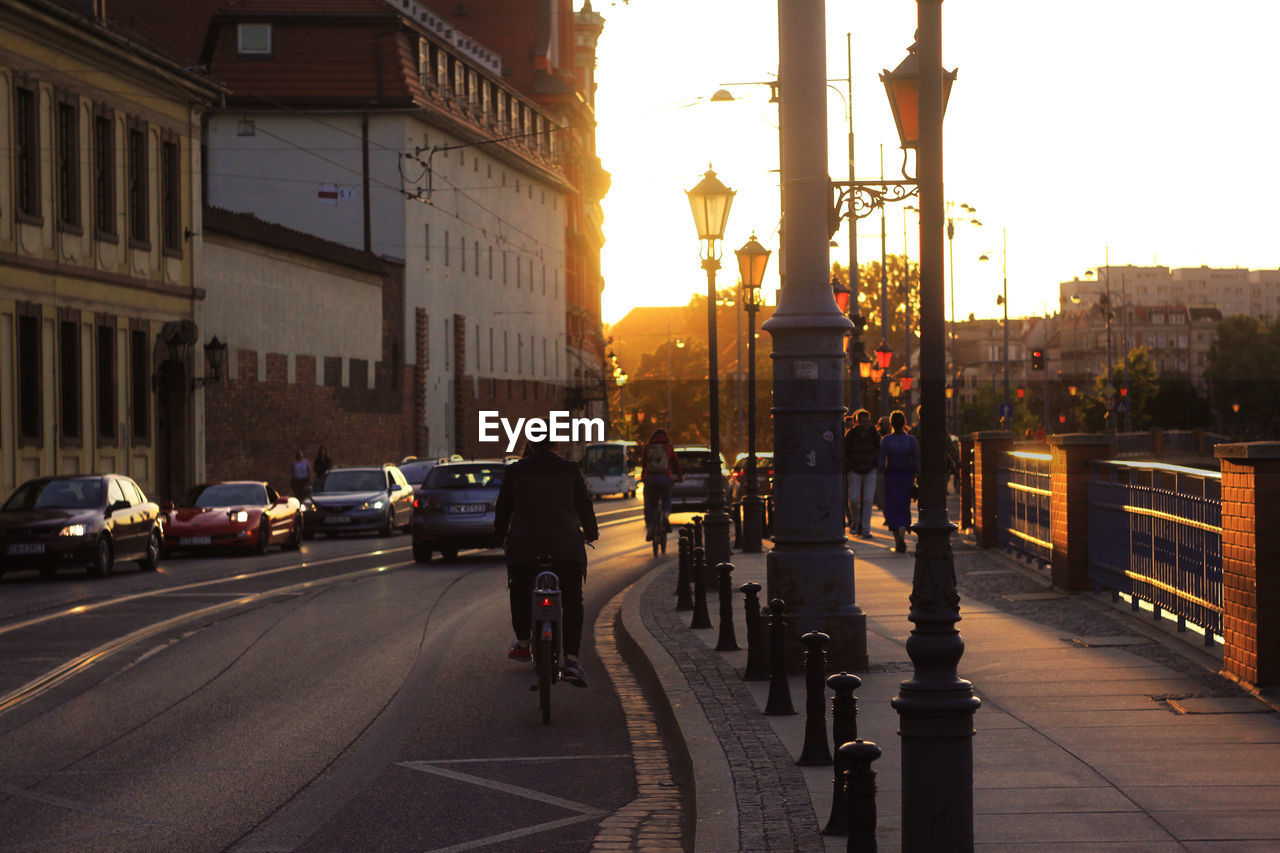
(580, 441, 638, 500)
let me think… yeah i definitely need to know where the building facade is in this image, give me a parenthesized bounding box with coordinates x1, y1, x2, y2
(0, 0, 220, 500)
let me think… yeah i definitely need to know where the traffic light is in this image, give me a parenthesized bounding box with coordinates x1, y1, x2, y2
(1031, 349, 1045, 371)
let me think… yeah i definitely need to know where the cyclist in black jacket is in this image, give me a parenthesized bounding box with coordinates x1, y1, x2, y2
(494, 437, 598, 687)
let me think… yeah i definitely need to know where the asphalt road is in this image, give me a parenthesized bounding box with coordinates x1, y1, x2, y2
(0, 497, 659, 852)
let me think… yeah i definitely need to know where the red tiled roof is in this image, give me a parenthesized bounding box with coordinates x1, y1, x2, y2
(207, 19, 418, 106)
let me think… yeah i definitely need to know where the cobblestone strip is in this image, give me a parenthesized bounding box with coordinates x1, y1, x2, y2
(591, 588, 684, 853)
(640, 566, 824, 853)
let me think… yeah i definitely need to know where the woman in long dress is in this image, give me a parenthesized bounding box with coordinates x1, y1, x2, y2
(878, 410, 919, 553)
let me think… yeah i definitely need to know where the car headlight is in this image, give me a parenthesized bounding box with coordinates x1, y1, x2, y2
(59, 524, 86, 537)
(360, 499, 386, 511)
(303, 499, 315, 510)
(231, 510, 249, 523)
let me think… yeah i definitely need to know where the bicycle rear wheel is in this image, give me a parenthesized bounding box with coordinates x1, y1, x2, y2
(537, 633, 553, 724)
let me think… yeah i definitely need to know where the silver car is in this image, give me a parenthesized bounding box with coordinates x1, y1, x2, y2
(670, 446, 729, 511)
(303, 465, 413, 537)
(410, 461, 510, 562)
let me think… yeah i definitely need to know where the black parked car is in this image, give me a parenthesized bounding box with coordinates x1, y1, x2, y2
(0, 474, 163, 579)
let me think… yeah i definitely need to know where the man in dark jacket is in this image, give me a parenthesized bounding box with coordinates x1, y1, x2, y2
(844, 408, 880, 539)
(494, 437, 599, 686)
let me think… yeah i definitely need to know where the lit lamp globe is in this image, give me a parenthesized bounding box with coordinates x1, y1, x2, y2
(880, 41, 958, 149)
(686, 167, 735, 244)
(735, 233, 771, 553)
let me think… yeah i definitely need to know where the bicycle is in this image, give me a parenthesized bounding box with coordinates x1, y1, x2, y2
(530, 569, 563, 724)
(644, 480, 671, 557)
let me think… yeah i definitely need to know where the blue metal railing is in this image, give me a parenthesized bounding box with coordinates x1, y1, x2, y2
(1087, 460, 1222, 644)
(996, 451, 1052, 568)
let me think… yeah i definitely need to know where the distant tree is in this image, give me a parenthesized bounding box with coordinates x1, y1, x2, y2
(1205, 315, 1280, 433)
(1149, 374, 1213, 430)
(1078, 346, 1159, 431)
(832, 255, 918, 372)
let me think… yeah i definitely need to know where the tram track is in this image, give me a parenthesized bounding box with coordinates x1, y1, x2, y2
(0, 549, 416, 717)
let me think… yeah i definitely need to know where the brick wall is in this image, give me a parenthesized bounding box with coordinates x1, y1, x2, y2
(205, 348, 417, 495)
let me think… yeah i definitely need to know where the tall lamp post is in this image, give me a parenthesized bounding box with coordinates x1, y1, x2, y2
(946, 202, 980, 425)
(979, 226, 1009, 418)
(686, 167, 735, 568)
(876, 6, 981, 851)
(736, 234, 770, 553)
(767, 0, 865, 672)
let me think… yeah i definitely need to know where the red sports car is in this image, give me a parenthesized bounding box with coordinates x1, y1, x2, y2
(162, 481, 303, 555)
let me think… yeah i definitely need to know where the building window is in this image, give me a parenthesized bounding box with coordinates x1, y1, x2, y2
(444, 231, 450, 266)
(93, 113, 116, 238)
(127, 125, 149, 248)
(161, 139, 181, 253)
(56, 100, 81, 230)
(15, 84, 41, 221)
(130, 329, 149, 442)
(59, 319, 81, 442)
(96, 323, 116, 443)
(474, 241, 479, 272)
(424, 223, 430, 260)
(17, 309, 42, 442)
(237, 23, 272, 55)
(461, 236, 466, 272)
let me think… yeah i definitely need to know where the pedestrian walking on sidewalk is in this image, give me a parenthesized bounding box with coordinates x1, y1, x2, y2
(844, 409, 879, 539)
(879, 410, 919, 553)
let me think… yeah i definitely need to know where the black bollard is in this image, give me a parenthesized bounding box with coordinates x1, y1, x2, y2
(763, 598, 796, 715)
(740, 582, 769, 681)
(838, 739, 882, 853)
(714, 562, 739, 651)
(692, 515, 704, 551)
(732, 501, 742, 549)
(675, 528, 694, 611)
(797, 632, 833, 765)
(690, 546, 712, 629)
(822, 672, 864, 835)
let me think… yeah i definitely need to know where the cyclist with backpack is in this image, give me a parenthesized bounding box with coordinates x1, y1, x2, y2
(640, 428, 682, 542)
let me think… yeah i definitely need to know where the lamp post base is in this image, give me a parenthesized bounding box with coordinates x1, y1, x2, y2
(892, 511, 980, 852)
(703, 474, 732, 570)
(767, 546, 868, 672)
(740, 493, 764, 553)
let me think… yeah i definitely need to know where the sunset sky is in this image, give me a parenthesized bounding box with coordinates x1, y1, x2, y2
(592, 1, 1280, 326)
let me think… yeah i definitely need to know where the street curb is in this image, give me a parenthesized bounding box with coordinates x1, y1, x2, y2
(614, 563, 738, 853)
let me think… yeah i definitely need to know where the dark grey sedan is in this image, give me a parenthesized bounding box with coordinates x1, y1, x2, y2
(410, 461, 509, 563)
(0, 474, 162, 579)
(303, 465, 413, 537)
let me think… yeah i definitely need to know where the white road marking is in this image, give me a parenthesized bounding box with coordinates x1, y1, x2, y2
(397, 761, 607, 815)
(419, 813, 601, 853)
(0, 781, 166, 828)
(417, 754, 630, 765)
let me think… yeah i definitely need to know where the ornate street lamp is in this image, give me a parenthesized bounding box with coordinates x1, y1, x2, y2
(687, 167, 735, 568)
(736, 234, 770, 553)
(884, 7, 980, 852)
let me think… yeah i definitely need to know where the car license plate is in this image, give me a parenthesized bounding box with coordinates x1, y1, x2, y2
(448, 503, 486, 514)
(325, 516, 353, 524)
(7, 543, 45, 556)
(180, 536, 211, 546)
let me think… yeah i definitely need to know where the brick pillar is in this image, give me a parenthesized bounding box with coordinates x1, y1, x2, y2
(1048, 434, 1112, 591)
(1215, 442, 1280, 689)
(973, 431, 1014, 548)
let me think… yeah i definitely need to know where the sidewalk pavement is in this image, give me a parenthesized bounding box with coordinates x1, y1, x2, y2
(616, 515, 1280, 852)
